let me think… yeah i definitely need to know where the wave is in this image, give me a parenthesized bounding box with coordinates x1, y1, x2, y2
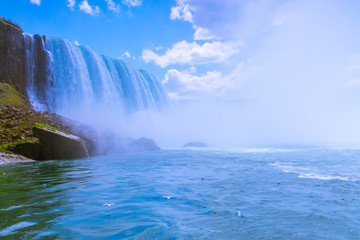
(271, 162, 358, 182)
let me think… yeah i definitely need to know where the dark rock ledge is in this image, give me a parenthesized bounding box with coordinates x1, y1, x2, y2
(0, 152, 34, 164)
(0, 83, 94, 164)
(32, 123, 89, 160)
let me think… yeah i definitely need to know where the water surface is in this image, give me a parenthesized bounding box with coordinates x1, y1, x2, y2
(1, 147, 360, 239)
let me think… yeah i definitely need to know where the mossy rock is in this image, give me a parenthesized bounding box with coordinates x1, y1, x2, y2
(0, 83, 27, 109)
(33, 124, 89, 160)
(0, 137, 41, 159)
(0, 19, 22, 32)
(33, 122, 70, 135)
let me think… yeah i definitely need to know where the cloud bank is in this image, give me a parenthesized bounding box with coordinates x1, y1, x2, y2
(142, 40, 242, 68)
(137, 0, 360, 147)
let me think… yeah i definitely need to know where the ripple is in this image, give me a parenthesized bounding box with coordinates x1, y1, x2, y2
(0, 221, 36, 236)
(1, 149, 360, 239)
(0, 205, 25, 212)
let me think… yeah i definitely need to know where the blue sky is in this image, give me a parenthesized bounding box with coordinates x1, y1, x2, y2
(2, 1, 193, 66)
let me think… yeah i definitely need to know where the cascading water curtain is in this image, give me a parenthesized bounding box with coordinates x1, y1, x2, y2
(23, 34, 168, 119)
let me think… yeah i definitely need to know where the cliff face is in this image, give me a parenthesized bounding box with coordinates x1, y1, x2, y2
(0, 20, 95, 161)
(0, 20, 26, 97)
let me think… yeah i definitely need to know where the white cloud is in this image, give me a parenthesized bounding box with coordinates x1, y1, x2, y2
(123, 51, 131, 58)
(120, 51, 136, 59)
(122, 0, 142, 7)
(30, 0, 41, 6)
(79, 0, 100, 15)
(67, 0, 76, 10)
(142, 40, 242, 68)
(74, 40, 80, 46)
(170, 0, 195, 23)
(105, 0, 120, 13)
(163, 63, 252, 100)
(170, 0, 292, 40)
(193, 26, 216, 40)
(155, 45, 164, 51)
(163, 69, 226, 100)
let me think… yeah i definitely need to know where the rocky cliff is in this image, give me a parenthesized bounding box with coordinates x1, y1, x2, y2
(0, 19, 160, 163)
(0, 19, 98, 161)
(0, 19, 27, 98)
(0, 82, 95, 160)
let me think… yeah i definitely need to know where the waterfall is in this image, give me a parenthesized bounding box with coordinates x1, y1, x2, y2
(23, 34, 167, 123)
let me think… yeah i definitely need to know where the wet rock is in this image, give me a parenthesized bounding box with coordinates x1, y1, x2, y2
(55, 116, 98, 156)
(78, 133, 97, 156)
(5, 137, 42, 159)
(33, 123, 89, 160)
(129, 137, 160, 152)
(0, 152, 35, 164)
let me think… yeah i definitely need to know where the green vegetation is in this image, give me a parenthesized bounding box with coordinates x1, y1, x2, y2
(0, 83, 70, 149)
(0, 83, 27, 109)
(0, 19, 22, 32)
(0, 137, 39, 153)
(33, 123, 70, 135)
(0, 82, 71, 157)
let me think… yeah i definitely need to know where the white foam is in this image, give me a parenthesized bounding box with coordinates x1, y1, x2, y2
(237, 211, 242, 217)
(164, 147, 299, 153)
(103, 203, 114, 207)
(298, 173, 349, 181)
(271, 162, 353, 181)
(235, 148, 297, 153)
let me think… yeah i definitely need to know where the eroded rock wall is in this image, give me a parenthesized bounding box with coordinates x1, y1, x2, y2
(0, 20, 26, 97)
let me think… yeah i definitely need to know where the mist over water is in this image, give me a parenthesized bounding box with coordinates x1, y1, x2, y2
(128, 0, 360, 148)
(21, 1, 360, 149)
(23, 34, 168, 151)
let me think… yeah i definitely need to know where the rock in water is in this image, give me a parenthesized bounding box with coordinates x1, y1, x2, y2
(33, 123, 89, 160)
(4, 138, 42, 159)
(0, 153, 35, 165)
(129, 137, 160, 152)
(183, 142, 208, 148)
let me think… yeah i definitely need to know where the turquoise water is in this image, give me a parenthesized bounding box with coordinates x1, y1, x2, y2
(1, 147, 360, 239)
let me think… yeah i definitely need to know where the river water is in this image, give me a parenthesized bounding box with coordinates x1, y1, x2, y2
(1, 147, 359, 239)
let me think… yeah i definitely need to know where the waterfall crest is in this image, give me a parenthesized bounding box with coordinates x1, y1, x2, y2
(23, 34, 167, 121)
